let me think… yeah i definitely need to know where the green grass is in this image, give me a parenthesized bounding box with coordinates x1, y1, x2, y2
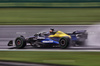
(0, 2, 100, 7)
(0, 51, 100, 66)
(0, 8, 100, 25)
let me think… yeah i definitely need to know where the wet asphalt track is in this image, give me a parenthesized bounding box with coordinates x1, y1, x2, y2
(0, 25, 100, 66)
(0, 25, 100, 50)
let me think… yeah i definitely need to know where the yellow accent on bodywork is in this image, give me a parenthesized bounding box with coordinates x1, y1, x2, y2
(49, 31, 71, 38)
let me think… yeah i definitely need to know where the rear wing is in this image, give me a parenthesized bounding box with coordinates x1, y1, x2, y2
(73, 30, 87, 34)
(66, 30, 88, 39)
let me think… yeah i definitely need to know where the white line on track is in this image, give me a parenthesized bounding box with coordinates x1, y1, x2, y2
(0, 49, 100, 52)
(0, 25, 100, 27)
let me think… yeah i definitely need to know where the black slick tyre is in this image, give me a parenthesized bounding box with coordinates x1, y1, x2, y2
(15, 37, 26, 49)
(59, 37, 70, 49)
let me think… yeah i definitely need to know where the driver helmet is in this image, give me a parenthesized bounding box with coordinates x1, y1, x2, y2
(49, 28, 54, 33)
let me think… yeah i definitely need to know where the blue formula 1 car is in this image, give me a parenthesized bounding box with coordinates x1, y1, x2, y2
(8, 29, 88, 49)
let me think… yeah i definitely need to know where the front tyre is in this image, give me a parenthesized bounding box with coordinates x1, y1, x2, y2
(59, 37, 70, 49)
(15, 37, 26, 49)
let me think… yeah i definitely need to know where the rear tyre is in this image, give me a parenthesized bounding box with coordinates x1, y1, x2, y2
(59, 37, 70, 49)
(15, 37, 26, 49)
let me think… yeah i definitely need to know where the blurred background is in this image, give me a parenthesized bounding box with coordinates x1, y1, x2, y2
(0, 0, 100, 8)
(0, 0, 100, 66)
(0, 0, 99, 25)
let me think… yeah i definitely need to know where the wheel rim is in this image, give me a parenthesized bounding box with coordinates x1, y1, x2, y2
(60, 39, 66, 45)
(17, 40, 21, 45)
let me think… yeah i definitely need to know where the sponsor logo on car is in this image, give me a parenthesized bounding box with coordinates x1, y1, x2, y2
(42, 41, 53, 43)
